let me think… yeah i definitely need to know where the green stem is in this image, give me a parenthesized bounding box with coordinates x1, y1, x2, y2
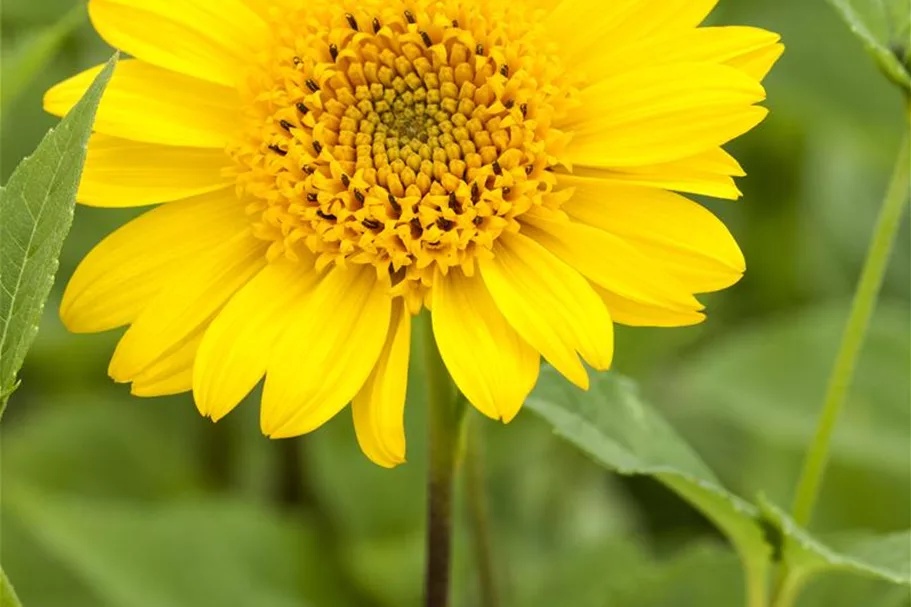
(771, 571, 810, 607)
(790, 130, 910, 528)
(421, 312, 465, 607)
(464, 417, 499, 607)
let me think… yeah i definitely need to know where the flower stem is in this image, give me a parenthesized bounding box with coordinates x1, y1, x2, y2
(421, 312, 465, 607)
(790, 130, 910, 528)
(464, 417, 499, 607)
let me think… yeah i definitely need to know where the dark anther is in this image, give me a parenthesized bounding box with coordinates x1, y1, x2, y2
(520, 103, 528, 117)
(316, 210, 337, 220)
(307, 193, 318, 202)
(426, 240, 441, 248)
(296, 102, 309, 115)
(329, 43, 339, 61)
(372, 17, 381, 33)
(473, 216, 483, 226)
(388, 193, 402, 213)
(303, 164, 315, 175)
(471, 182, 480, 202)
(404, 10, 416, 23)
(437, 217, 455, 231)
(499, 64, 509, 78)
(448, 192, 462, 212)
(306, 79, 320, 92)
(279, 119, 293, 131)
(502, 187, 511, 197)
(354, 189, 366, 204)
(362, 218, 382, 230)
(420, 31, 432, 47)
(345, 13, 359, 30)
(292, 56, 302, 65)
(525, 164, 534, 175)
(492, 160, 502, 175)
(341, 174, 351, 188)
(268, 144, 287, 156)
(312, 141, 323, 154)
(451, 19, 459, 27)
(504, 99, 515, 109)
(475, 43, 484, 56)
(410, 217, 423, 238)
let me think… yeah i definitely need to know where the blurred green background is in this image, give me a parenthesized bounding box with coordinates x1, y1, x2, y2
(1, 1, 909, 606)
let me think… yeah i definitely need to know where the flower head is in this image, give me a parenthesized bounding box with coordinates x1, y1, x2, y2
(46, 0, 781, 466)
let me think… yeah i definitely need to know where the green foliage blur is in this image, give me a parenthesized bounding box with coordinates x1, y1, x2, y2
(1, 0, 908, 606)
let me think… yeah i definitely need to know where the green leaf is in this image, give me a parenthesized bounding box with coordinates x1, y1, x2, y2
(1, 566, 23, 607)
(4, 489, 346, 607)
(760, 497, 910, 600)
(666, 302, 910, 530)
(0, 53, 117, 413)
(0, 6, 86, 115)
(826, 0, 911, 90)
(524, 368, 773, 607)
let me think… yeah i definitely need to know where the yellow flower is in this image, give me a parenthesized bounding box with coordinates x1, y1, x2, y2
(45, 0, 781, 467)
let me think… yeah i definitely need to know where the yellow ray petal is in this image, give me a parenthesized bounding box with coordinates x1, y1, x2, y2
(44, 59, 239, 147)
(80, 134, 232, 207)
(432, 269, 539, 422)
(130, 332, 202, 397)
(558, 174, 745, 293)
(261, 265, 391, 438)
(596, 287, 706, 328)
(193, 259, 320, 422)
(88, 0, 267, 87)
(563, 62, 767, 167)
(665, 27, 783, 82)
(546, 0, 718, 73)
(479, 232, 613, 389)
(569, 149, 745, 200)
(108, 232, 267, 382)
(62, 190, 249, 333)
(520, 211, 704, 310)
(352, 299, 412, 468)
(584, 26, 783, 84)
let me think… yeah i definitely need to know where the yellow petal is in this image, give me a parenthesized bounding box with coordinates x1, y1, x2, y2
(585, 26, 783, 84)
(80, 134, 231, 207)
(62, 190, 249, 333)
(108, 232, 267, 382)
(352, 299, 412, 468)
(564, 63, 767, 167)
(44, 59, 239, 147)
(193, 259, 320, 422)
(559, 174, 745, 293)
(569, 149, 745, 200)
(547, 0, 719, 74)
(88, 0, 267, 87)
(520, 211, 704, 310)
(261, 265, 391, 438)
(596, 287, 706, 328)
(432, 270, 539, 422)
(130, 333, 202, 397)
(479, 232, 613, 389)
(667, 27, 783, 81)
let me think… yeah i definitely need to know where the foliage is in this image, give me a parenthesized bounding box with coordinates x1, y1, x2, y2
(1, 1, 908, 607)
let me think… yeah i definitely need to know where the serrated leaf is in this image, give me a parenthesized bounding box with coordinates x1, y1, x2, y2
(760, 496, 910, 593)
(524, 368, 773, 605)
(1, 566, 23, 607)
(0, 6, 86, 115)
(0, 53, 117, 413)
(826, 0, 911, 90)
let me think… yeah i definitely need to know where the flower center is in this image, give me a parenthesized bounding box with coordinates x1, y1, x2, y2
(230, 0, 577, 311)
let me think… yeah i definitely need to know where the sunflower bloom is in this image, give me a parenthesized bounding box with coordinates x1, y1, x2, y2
(45, 0, 781, 467)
